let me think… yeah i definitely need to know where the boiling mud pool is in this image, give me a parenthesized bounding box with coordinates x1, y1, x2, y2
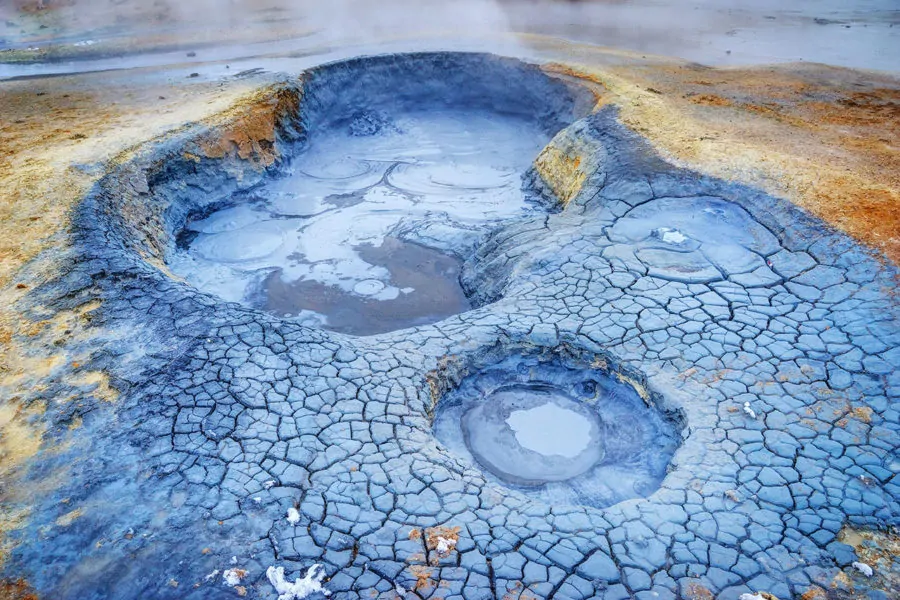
(433, 357, 682, 507)
(170, 109, 550, 335)
(462, 384, 606, 485)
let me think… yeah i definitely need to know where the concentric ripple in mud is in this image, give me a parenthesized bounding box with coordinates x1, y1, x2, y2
(433, 354, 683, 507)
(169, 109, 549, 335)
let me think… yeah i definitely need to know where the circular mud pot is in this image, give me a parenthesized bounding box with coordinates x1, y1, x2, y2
(7, 52, 899, 600)
(434, 351, 683, 504)
(463, 384, 606, 485)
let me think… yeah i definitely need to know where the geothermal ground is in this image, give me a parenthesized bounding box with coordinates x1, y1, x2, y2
(0, 3, 898, 600)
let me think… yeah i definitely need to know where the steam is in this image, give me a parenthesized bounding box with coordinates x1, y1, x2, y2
(2, 0, 518, 47)
(4, 1, 895, 72)
(309, 0, 516, 45)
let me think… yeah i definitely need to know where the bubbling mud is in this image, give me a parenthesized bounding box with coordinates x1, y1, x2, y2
(462, 383, 606, 485)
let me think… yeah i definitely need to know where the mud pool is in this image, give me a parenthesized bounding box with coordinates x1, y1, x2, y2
(433, 353, 683, 505)
(4, 52, 899, 600)
(170, 108, 550, 335)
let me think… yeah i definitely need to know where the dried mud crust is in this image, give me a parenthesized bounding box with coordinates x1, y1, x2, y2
(0, 71, 263, 575)
(0, 52, 896, 600)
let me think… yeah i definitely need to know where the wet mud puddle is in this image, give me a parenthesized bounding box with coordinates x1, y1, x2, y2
(170, 109, 549, 335)
(433, 355, 683, 507)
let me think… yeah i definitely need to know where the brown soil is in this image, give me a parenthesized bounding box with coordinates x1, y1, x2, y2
(196, 86, 300, 168)
(0, 579, 38, 600)
(834, 527, 900, 598)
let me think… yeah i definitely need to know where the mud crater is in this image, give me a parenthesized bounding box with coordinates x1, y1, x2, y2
(432, 348, 685, 508)
(108, 53, 593, 336)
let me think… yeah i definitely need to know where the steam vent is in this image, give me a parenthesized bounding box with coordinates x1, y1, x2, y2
(2, 52, 899, 600)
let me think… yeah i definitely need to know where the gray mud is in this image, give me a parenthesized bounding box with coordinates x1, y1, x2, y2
(433, 352, 683, 505)
(5, 52, 898, 600)
(262, 237, 471, 336)
(166, 54, 587, 335)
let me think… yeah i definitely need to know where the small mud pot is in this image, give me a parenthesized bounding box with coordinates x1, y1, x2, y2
(5, 52, 898, 600)
(434, 354, 682, 506)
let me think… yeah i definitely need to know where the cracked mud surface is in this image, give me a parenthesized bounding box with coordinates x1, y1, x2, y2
(1, 52, 898, 600)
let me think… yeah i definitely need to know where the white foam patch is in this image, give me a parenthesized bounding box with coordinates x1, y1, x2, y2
(192, 221, 287, 263)
(656, 227, 688, 245)
(353, 279, 385, 296)
(189, 204, 267, 234)
(267, 564, 330, 599)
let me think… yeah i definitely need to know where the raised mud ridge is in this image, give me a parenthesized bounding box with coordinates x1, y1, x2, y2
(6, 52, 898, 600)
